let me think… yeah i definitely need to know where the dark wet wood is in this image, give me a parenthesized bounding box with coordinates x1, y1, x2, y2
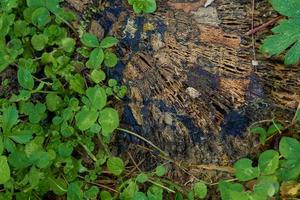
(68, 0, 300, 166)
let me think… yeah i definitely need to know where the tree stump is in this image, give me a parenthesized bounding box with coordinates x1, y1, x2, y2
(68, 0, 300, 166)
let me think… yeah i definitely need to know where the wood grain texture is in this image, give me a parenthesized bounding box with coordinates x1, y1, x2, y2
(72, 0, 300, 166)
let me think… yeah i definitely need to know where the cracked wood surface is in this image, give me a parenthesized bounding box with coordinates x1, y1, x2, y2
(68, 0, 300, 165)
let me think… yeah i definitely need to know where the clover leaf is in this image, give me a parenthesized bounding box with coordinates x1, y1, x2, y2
(98, 108, 119, 136)
(233, 158, 260, 181)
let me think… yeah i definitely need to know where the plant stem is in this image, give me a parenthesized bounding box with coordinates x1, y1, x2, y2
(148, 179, 175, 193)
(117, 128, 167, 157)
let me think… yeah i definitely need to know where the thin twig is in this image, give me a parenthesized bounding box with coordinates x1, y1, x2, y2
(148, 179, 176, 193)
(246, 16, 283, 36)
(78, 176, 118, 193)
(292, 102, 300, 124)
(117, 128, 167, 156)
(127, 152, 142, 172)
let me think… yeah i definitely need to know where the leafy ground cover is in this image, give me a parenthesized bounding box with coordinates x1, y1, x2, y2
(0, 0, 300, 199)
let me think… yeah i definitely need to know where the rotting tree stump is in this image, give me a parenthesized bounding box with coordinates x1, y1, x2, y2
(67, 0, 300, 167)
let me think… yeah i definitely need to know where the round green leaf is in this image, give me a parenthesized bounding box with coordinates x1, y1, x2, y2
(84, 186, 99, 200)
(100, 36, 118, 48)
(86, 86, 107, 110)
(17, 67, 34, 90)
(80, 33, 99, 47)
(31, 34, 48, 51)
(0, 156, 11, 184)
(104, 52, 118, 68)
(193, 181, 207, 199)
(107, 156, 124, 176)
(75, 110, 99, 131)
(155, 165, 166, 177)
(58, 142, 73, 158)
(90, 69, 106, 83)
(258, 150, 279, 175)
(61, 37, 75, 53)
(233, 158, 260, 181)
(279, 137, 300, 161)
(100, 191, 112, 200)
(46, 93, 63, 112)
(136, 173, 148, 183)
(143, 0, 157, 13)
(98, 108, 119, 136)
(31, 7, 51, 27)
(86, 47, 104, 69)
(133, 192, 147, 200)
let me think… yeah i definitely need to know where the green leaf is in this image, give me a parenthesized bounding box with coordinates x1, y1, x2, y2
(49, 177, 68, 195)
(104, 52, 118, 68)
(267, 122, 283, 136)
(193, 181, 207, 199)
(258, 150, 279, 175)
(9, 130, 33, 144)
(260, 19, 300, 65)
(277, 160, 300, 181)
(254, 176, 279, 197)
(67, 181, 83, 200)
(233, 158, 260, 181)
(107, 156, 124, 176)
(61, 37, 76, 53)
(98, 108, 119, 136)
(84, 186, 99, 200)
(31, 7, 51, 27)
(100, 36, 118, 48)
(28, 166, 41, 188)
(130, 0, 157, 14)
(279, 137, 300, 161)
(133, 192, 148, 200)
(58, 142, 73, 158)
(17, 67, 34, 90)
(7, 39, 23, 58)
(0, 156, 10, 184)
(1, 0, 18, 12)
(1, 106, 18, 134)
(218, 181, 245, 200)
(147, 185, 163, 200)
(100, 191, 112, 200)
(23, 102, 46, 124)
(0, 137, 3, 155)
(69, 74, 85, 94)
(269, 0, 300, 18)
(31, 34, 48, 51)
(80, 33, 99, 47)
(75, 109, 98, 131)
(26, 0, 44, 7)
(120, 181, 138, 200)
(90, 69, 106, 83)
(136, 173, 148, 183)
(86, 86, 107, 110)
(46, 93, 63, 112)
(14, 20, 30, 37)
(86, 47, 104, 69)
(155, 165, 166, 177)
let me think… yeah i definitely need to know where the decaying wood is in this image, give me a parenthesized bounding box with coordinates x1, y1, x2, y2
(68, 0, 300, 168)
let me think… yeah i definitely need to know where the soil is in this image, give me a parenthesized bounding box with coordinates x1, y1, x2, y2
(5, 0, 297, 198)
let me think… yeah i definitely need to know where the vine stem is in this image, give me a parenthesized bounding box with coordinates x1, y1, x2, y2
(117, 128, 167, 156)
(148, 179, 176, 193)
(78, 176, 118, 193)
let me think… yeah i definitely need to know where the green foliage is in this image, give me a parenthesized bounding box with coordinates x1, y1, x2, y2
(128, 0, 157, 14)
(0, 0, 130, 199)
(250, 121, 283, 144)
(261, 0, 300, 65)
(219, 135, 300, 200)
